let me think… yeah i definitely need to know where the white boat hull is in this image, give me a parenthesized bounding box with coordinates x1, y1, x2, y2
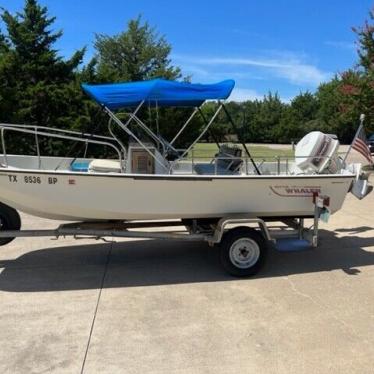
(0, 169, 354, 221)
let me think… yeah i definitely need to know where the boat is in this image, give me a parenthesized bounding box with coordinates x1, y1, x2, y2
(0, 78, 371, 277)
(0, 78, 371, 222)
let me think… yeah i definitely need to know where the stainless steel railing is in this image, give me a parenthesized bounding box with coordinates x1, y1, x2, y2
(0, 123, 120, 142)
(170, 153, 344, 176)
(0, 125, 124, 172)
(0, 122, 127, 157)
(0, 124, 345, 176)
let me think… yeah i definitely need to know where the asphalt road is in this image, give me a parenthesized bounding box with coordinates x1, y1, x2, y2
(0, 177, 373, 373)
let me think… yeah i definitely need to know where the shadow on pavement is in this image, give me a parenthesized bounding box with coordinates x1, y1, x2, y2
(334, 226, 374, 234)
(0, 227, 373, 292)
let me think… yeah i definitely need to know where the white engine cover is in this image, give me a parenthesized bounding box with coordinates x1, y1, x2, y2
(295, 131, 340, 173)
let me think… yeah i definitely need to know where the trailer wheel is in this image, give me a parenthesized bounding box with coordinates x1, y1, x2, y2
(220, 227, 267, 277)
(0, 203, 21, 246)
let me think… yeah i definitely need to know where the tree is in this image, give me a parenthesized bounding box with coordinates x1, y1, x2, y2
(321, 8, 374, 142)
(93, 16, 181, 82)
(354, 9, 374, 74)
(86, 16, 199, 146)
(249, 93, 285, 143)
(0, 0, 86, 130)
(271, 92, 319, 143)
(237, 100, 261, 142)
(348, 9, 374, 134)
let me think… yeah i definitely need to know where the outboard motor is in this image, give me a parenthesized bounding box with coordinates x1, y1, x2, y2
(295, 131, 342, 174)
(295, 131, 372, 199)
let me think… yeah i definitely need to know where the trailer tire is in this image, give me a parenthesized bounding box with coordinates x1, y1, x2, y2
(220, 227, 267, 277)
(0, 203, 21, 246)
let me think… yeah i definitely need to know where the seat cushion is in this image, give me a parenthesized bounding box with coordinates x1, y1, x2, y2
(88, 159, 122, 173)
(71, 161, 90, 172)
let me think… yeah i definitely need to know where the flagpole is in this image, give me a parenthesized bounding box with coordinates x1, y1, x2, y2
(342, 113, 365, 163)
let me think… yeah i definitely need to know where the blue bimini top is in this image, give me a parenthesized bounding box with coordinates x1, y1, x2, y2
(81, 78, 235, 110)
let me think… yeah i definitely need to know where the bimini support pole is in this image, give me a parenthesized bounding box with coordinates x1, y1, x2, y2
(197, 107, 221, 150)
(170, 107, 199, 146)
(119, 100, 145, 129)
(104, 104, 169, 172)
(123, 103, 160, 141)
(179, 103, 224, 160)
(124, 111, 165, 154)
(221, 103, 261, 175)
(170, 108, 199, 145)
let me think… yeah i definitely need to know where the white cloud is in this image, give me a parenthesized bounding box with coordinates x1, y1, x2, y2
(324, 41, 356, 51)
(181, 64, 210, 77)
(173, 53, 331, 87)
(180, 63, 265, 81)
(228, 87, 291, 103)
(228, 88, 264, 102)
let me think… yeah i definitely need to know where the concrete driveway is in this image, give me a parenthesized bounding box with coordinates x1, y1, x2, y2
(0, 183, 373, 373)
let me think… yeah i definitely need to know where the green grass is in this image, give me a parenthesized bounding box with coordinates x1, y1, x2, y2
(188, 143, 294, 160)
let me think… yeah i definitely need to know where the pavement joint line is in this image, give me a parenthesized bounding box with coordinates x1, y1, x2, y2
(284, 275, 371, 342)
(80, 241, 113, 374)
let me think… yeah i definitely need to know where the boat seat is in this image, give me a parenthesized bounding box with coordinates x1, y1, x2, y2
(216, 145, 243, 170)
(88, 159, 122, 173)
(194, 144, 243, 175)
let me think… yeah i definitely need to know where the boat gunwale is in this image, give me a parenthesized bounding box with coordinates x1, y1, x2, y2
(0, 167, 356, 181)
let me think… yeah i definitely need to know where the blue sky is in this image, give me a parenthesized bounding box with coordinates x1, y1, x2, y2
(1, 0, 373, 102)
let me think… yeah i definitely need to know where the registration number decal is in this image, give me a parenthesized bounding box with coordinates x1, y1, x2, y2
(24, 175, 41, 184)
(7, 174, 58, 185)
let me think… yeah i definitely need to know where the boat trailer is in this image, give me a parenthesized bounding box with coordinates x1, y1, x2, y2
(0, 194, 330, 277)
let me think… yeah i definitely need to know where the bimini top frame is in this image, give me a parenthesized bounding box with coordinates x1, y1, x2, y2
(81, 78, 260, 174)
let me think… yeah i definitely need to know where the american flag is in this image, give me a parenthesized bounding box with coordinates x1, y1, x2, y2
(351, 124, 373, 164)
